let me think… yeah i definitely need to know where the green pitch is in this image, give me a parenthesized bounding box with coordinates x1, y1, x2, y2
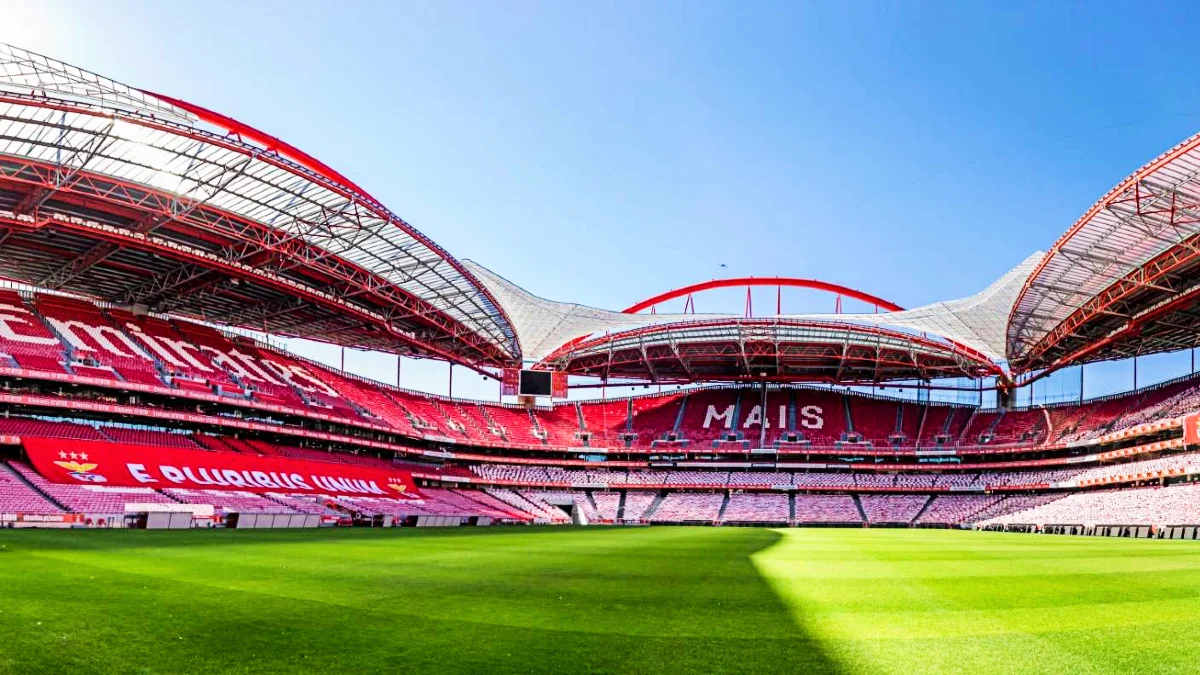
(2, 526, 1200, 674)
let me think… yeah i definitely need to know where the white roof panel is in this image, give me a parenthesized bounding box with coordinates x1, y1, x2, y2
(466, 252, 1044, 366)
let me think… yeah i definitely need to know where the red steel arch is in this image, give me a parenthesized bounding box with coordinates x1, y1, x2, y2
(622, 277, 904, 315)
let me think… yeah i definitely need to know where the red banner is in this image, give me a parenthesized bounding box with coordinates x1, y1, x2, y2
(1185, 413, 1200, 446)
(22, 439, 420, 499)
(501, 368, 520, 397)
(552, 371, 569, 399)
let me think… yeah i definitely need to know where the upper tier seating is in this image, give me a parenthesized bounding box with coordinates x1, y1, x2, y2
(678, 389, 746, 446)
(897, 402, 922, 445)
(793, 389, 853, 446)
(629, 394, 685, 447)
(484, 405, 544, 445)
(0, 417, 106, 440)
(1046, 396, 1131, 443)
(99, 427, 201, 449)
(848, 395, 901, 446)
(107, 308, 233, 389)
(988, 409, 1048, 444)
(578, 399, 631, 448)
(34, 295, 164, 387)
(0, 290, 70, 375)
(530, 406, 583, 447)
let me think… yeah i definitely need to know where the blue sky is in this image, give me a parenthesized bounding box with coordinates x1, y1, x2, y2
(6, 1, 1200, 404)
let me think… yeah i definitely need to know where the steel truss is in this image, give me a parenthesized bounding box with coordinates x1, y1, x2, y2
(1010, 131, 1200, 374)
(0, 85, 519, 367)
(542, 319, 997, 384)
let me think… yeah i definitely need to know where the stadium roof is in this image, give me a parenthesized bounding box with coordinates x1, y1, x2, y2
(1008, 131, 1200, 374)
(466, 254, 1043, 383)
(11, 43, 1200, 386)
(0, 44, 517, 367)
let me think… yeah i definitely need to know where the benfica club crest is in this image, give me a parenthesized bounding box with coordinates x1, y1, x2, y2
(53, 460, 107, 484)
(387, 480, 420, 500)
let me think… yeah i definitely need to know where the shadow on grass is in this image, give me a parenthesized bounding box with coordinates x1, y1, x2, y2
(0, 525, 844, 675)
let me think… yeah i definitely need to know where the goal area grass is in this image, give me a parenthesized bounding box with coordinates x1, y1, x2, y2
(2, 526, 1199, 674)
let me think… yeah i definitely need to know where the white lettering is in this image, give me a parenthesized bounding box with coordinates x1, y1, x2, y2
(800, 405, 824, 430)
(182, 467, 213, 485)
(703, 404, 735, 429)
(0, 304, 59, 346)
(283, 363, 339, 398)
(157, 336, 214, 372)
(47, 318, 150, 361)
(124, 324, 185, 367)
(197, 468, 229, 486)
(128, 463, 159, 483)
(201, 346, 250, 379)
(227, 349, 283, 385)
(742, 404, 767, 429)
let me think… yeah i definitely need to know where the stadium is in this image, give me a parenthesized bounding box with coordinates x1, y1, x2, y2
(3, 39, 1200, 675)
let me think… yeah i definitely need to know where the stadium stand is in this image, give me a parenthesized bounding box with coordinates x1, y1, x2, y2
(630, 394, 686, 447)
(5, 291, 1200, 532)
(792, 494, 861, 523)
(9, 461, 175, 514)
(0, 462, 62, 515)
(0, 417, 106, 440)
(578, 399, 629, 448)
(163, 489, 298, 515)
(722, 493, 790, 523)
(859, 495, 929, 524)
(979, 484, 1200, 526)
(6, 44, 1200, 539)
(592, 492, 621, 521)
(524, 491, 599, 521)
(915, 495, 1005, 525)
(649, 493, 724, 522)
(621, 492, 659, 521)
(6, 288, 1200, 458)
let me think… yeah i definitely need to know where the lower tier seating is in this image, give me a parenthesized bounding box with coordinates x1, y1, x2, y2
(978, 484, 1200, 526)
